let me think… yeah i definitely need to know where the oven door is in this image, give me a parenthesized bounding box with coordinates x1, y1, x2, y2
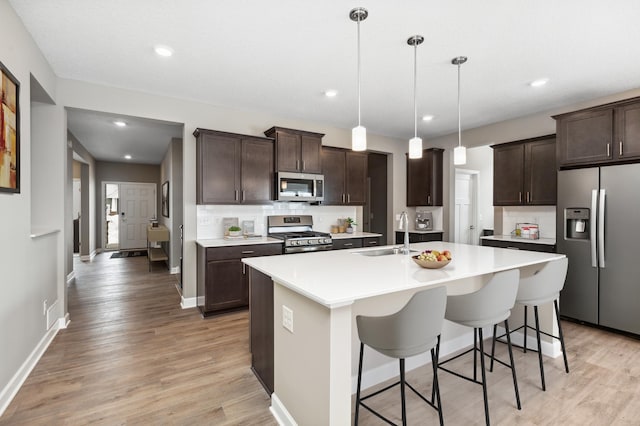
(277, 172, 324, 202)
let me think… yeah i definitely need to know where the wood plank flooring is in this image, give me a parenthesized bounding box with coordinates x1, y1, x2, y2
(2, 252, 640, 425)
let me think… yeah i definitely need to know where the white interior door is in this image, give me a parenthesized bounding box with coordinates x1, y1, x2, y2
(119, 183, 156, 250)
(455, 170, 478, 245)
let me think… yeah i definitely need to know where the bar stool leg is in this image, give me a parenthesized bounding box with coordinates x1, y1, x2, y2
(523, 306, 528, 353)
(477, 328, 491, 426)
(400, 358, 407, 426)
(355, 342, 364, 425)
(504, 320, 522, 409)
(555, 300, 570, 373)
(473, 328, 478, 381)
(489, 324, 497, 372)
(533, 305, 546, 391)
(431, 346, 444, 426)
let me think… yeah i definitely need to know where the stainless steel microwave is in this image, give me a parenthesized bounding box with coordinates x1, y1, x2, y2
(276, 172, 324, 202)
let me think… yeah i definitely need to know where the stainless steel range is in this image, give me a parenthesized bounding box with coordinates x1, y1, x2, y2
(268, 215, 332, 254)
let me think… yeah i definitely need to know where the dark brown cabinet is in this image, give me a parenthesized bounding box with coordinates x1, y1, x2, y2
(493, 135, 556, 206)
(481, 238, 556, 253)
(321, 147, 367, 205)
(264, 127, 323, 173)
(197, 243, 281, 316)
(331, 238, 362, 250)
(195, 128, 274, 204)
(395, 232, 443, 244)
(406, 148, 444, 207)
(554, 97, 640, 167)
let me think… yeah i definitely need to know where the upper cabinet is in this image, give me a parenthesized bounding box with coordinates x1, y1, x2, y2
(195, 128, 274, 204)
(554, 97, 640, 167)
(264, 127, 323, 173)
(493, 135, 556, 206)
(406, 148, 443, 207)
(321, 147, 367, 205)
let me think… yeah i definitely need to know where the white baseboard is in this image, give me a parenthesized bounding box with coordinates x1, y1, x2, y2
(66, 270, 76, 285)
(80, 250, 96, 262)
(270, 393, 298, 426)
(0, 318, 63, 417)
(496, 326, 562, 358)
(181, 296, 197, 309)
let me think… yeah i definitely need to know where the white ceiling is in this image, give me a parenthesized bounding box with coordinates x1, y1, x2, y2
(11, 0, 640, 163)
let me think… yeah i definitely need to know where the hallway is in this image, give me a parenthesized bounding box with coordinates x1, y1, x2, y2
(0, 253, 274, 425)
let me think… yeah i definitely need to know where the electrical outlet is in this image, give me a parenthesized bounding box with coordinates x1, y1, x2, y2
(43, 299, 47, 316)
(282, 305, 294, 333)
(395, 214, 401, 221)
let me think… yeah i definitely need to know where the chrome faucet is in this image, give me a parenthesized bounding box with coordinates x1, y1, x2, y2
(399, 211, 410, 254)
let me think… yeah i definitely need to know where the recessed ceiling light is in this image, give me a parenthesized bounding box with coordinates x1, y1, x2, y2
(324, 90, 338, 98)
(114, 120, 127, 127)
(124, 155, 132, 160)
(422, 115, 434, 122)
(530, 78, 549, 88)
(154, 45, 174, 57)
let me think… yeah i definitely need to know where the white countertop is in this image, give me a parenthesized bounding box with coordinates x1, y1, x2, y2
(481, 235, 556, 246)
(243, 242, 564, 308)
(196, 236, 282, 248)
(395, 229, 444, 234)
(330, 231, 382, 239)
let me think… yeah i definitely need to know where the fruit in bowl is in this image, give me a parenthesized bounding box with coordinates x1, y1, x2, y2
(412, 249, 452, 269)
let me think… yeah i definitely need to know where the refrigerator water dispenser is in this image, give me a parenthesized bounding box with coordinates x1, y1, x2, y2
(565, 208, 590, 240)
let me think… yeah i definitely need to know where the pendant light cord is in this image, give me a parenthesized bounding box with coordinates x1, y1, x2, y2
(457, 62, 462, 148)
(413, 42, 418, 138)
(357, 16, 362, 127)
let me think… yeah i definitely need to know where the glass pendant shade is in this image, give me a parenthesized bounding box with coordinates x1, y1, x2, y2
(352, 125, 367, 151)
(409, 137, 423, 159)
(453, 145, 467, 165)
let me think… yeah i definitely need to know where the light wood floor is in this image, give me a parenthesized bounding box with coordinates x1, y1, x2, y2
(2, 253, 640, 425)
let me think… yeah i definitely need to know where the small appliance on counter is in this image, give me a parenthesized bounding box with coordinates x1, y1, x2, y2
(415, 210, 433, 231)
(511, 223, 539, 240)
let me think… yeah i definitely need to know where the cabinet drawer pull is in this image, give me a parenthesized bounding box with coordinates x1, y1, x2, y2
(620, 141, 623, 156)
(241, 250, 255, 254)
(343, 243, 354, 247)
(367, 241, 377, 245)
(506, 246, 520, 250)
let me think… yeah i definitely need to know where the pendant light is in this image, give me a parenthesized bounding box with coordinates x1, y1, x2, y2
(350, 7, 368, 151)
(407, 35, 424, 159)
(452, 56, 468, 165)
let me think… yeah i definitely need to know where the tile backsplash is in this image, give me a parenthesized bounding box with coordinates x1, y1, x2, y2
(498, 206, 556, 238)
(197, 203, 358, 239)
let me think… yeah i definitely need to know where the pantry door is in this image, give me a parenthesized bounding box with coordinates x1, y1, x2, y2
(119, 183, 157, 250)
(454, 170, 478, 245)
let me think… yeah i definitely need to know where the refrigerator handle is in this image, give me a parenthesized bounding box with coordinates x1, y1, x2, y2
(591, 189, 598, 268)
(598, 189, 606, 268)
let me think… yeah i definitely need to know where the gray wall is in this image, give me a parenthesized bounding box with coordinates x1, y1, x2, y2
(160, 137, 183, 270)
(94, 161, 161, 249)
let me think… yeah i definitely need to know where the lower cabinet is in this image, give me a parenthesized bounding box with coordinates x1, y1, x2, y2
(481, 238, 556, 253)
(249, 267, 275, 394)
(332, 236, 381, 250)
(197, 243, 282, 316)
(395, 232, 443, 244)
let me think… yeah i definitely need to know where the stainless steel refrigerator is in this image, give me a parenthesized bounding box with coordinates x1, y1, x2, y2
(557, 164, 640, 335)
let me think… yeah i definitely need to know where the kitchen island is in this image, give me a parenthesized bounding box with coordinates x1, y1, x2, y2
(243, 242, 565, 426)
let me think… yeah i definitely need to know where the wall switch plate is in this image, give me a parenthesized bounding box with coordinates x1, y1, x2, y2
(282, 305, 294, 333)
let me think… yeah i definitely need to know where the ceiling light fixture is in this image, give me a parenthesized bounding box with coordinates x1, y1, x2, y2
(422, 115, 434, 122)
(114, 120, 127, 127)
(452, 56, 468, 166)
(530, 78, 549, 88)
(350, 7, 368, 152)
(154, 45, 174, 57)
(324, 90, 338, 98)
(408, 35, 424, 159)
(124, 155, 132, 160)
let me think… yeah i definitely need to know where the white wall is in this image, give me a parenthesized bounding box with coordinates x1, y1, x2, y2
(463, 145, 493, 232)
(0, 0, 62, 413)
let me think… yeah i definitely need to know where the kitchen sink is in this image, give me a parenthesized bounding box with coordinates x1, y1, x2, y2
(354, 247, 418, 257)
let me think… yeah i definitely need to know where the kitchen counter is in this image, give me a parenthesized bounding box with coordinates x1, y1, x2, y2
(481, 235, 556, 246)
(195, 236, 282, 248)
(243, 242, 565, 425)
(329, 231, 382, 239)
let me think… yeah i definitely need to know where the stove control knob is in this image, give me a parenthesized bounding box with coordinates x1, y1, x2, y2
(290, 240, 298, 246)
(324, 238, 332, 244)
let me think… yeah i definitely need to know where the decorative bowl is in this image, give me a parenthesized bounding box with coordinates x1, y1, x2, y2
(412, 255, 451, 269)
(228, 230, 242, 237)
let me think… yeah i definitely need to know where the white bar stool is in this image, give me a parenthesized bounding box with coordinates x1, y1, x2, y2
(490, 257, 569, 391)
(355, 286, 447, 426)
(438, 269, 521, 426)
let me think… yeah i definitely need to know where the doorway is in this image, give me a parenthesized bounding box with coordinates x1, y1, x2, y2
(364, 152, 388, 242)
(454, 169, 479, 245)
(103, 182, 157, 251)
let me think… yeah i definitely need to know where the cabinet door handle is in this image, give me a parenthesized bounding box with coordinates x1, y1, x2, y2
(347, 194, 351, 203)
(241, 250, 255, 254)
(427, 194, 431, 205)
(607, 143, 611, 157)
(519, 192, 522, 203)
(302, 160, 305, 171)
(235, 190, 239, 201)
(527, 192, 530, 203)
(620, 141, 623, 156)
(241, 190, 245, 201)
(342, 194, 345, 203)
(296, 160, 300, 170)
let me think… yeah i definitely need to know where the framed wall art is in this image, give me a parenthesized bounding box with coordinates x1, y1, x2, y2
(161, 181, 169, 218)
(0, 60, 20, 193)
